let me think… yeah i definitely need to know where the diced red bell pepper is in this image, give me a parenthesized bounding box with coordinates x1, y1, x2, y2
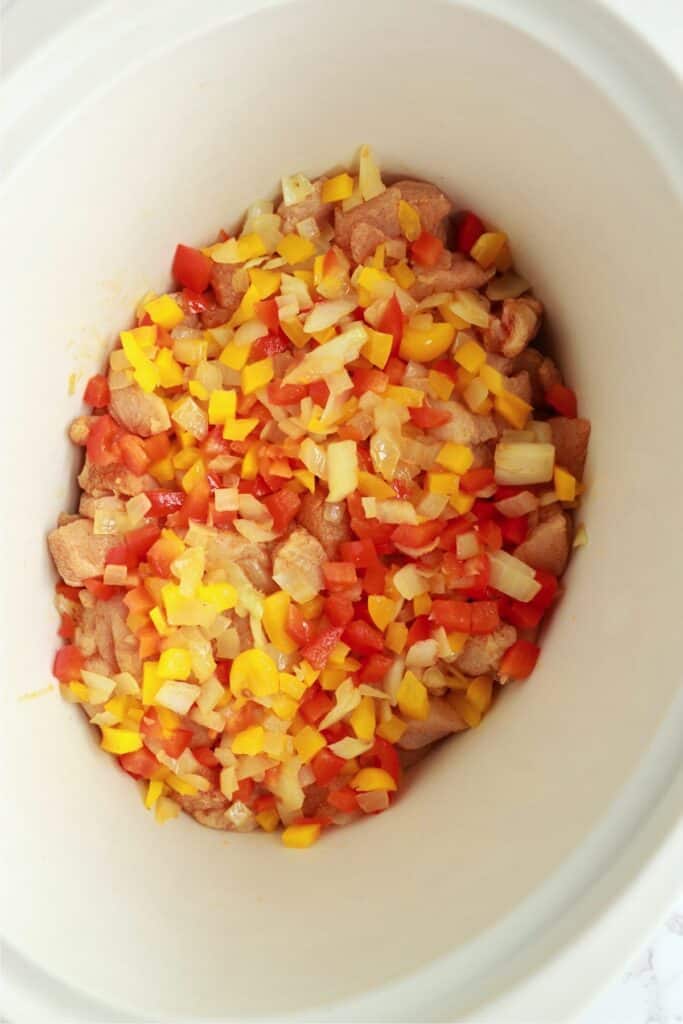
(327, 786, 359, 813)
(460, 553, 491, 597)
(301, 626, 344, 669)
(339, 538, 378, 568)
(503, 600, 544, 630)
(286, 604, 315, 646)
(360, 736, 401, 785)
(343, 620, 385, 655)
(531, 569, 560, 611)
(267, 380, 307, 406)
(253, 794, 277, 814)
(161, 729, 193, 759)
(476, 519, 503, 551)
(461, 467, 495, 494)
(456, 211, 485, 253)
(410, 230, 444, 267)
(193, 746, 220, 768)
(125, 524, 161, 564)
(181, 478, 211, 524)
(431, 599, 472, 633)
(86, 414, 119, 467)
(473, 499, 497, 522)
(378, 293, 405, 354)
(179, 288, 214, 315)
(300, 685, 335, 726)
(308, 380, 330, 407)
(145, 490, 185, 517)
(119, 434, 151, 476)
(545, 384, 578, 419)
(53, 644, 85, 683)
(350, 517, 395, 544)
(251, 332, 289, 360)
(438, 518, 472, 550)
(311, 747, 345, 786)
(500, 516, 528, 546)
(470, 600, 500, 635)
(361, 561, 387, 596)
(225, 700, 260, 736)
(83, 578, 118, 600)
(215, 661, 231, 686)
(144, 432, 172, 463)
(323, 561, 358, 592)
(172, 244, 212, 293)
(234, 778, 255, 805)
(408, 404, 452, 429)
(352, 367, 388, 397)
(119, 747, 159, 780)
(358, 652, 393, 683)
(384, 355, 407, 384)
(406, 615, 431, 646)
(56, 581, 82, 601)
(499, 639, 540, 680)
(262, 489, 301, 534)
(58, 613, 75, 641)
(391, 521, 442, 550)
(83, 374, 110, 409)
(255, 297, 280, 332)
(324, 594, 355, 627)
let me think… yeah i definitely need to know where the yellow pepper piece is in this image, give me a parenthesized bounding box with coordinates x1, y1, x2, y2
(142, 661, 162, 706)
(277, 235, 316, 266)
(240, 443, 259, 480)
(222, 417, 259, 441)
(370, 243, 385, 270)
(495, 241, 513, 272)
(231, 724, 265, 756)
(219, 341, 252, 371)
(271, 693, 299, 720)
(155, 348, 185, 388)
(294, 269, 314, 287)
(181, 458, 206, 495)
(144, 294, 184, 330)
(149, 455, 175, 483)
(256, 808, 280, 833)
(280, 318, 308, 349)
(120, 328, 161, 393)
(351, 767, 397, 792)
(390, 261, 416, 289)
(398, 200, 422, 241)
(144, 778, 164, 809)
(279, 672, 307, 700)
(208, 388, 237, 424)
(230, 648, 279, 697)
(449, 491, 475, 515)
(195, 583, 237, 614)
(428, 369, 455, 401)
(241, 356, 274, 395)
(328, 642, 351, 667)
(282, 823, 321, 848)
(298, 595, 324, 620)
(103, 695, 128, 723)
(165, 774, 198, 796)
(554, 465, 577, 502)
(362, 328, 393, 370)
(358, 471, 396, 500)
(385, 621, 408, 654)
(230, 284, 260, 328)
(377, 713, 407, 744)
(470, 231, 508, 269)
(155, 796, 181, 823)
(149, 605, 170, 637)
(437, 442, 474, 474)
(467, 675, 493, 713)
(350, 696, 376, 742)
(321, 173, 355, 202)
(479, 363, 504, 396)
(447, 631, 469, 654)
(368, 595, 399, 632)
(320, 667, 347, 691)
(100, 726, 143, 755)
(172, 446, 200, 471)
(438, 303, 470, 330)
(293, 468, 315, 492)
(262, 591, 297, 654)
(188, 379, 209, 401)
(455, 338, 487, 373)
(494, 390, 532, 429)
(385, 384, 424, 407)
(293, 725, 326, 763)
(413, 592, 432, 616)
(449, 691, 482, 728)
(397, 670, 430, 720)
(158, 647, 192, 680)
(249, 267, 281, 299)
(399, 323, 455, 363)
(66, 681, 90, 702)
(210, 233, 267, 264)
(426, 472, 460, 495)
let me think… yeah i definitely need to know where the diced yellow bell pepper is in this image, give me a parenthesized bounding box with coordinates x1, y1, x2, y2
(208, 388, 237, 424)
(554, 465, 577, 501)
(390, 261, 416, 289)
(436, 442, 474, 474)
(428, 369, 455, 401)
(155, 796, 181, 823)
(350, 767, 397, 792)
(100, 726, 143, 755)
(241, 356, 274, 395)
(158, 647, 192, 680)
(144, 778, 164, 809)
(368, 595, 399, 632)
(449, 691, 481, 728)
(181, 458, 206, 495)
(321, 173, 355, 202)
(385, 621, 408, 654)
(230, 285, 260, 328)
(210, 233, 267, 264)
(369, 243, 385, 270)
(320, 667, 347, 691)
(398, 200, 422, 241)
(172, 447, 201, 471)
(282, 823, 321, 848)
(120, 329, 161, 393)
(67, 681, 90, 702)
(447, 631, 469, 654)
(377, 713, 407, 744)
(293, 468, 315, 493)
(328, 642, 350, 667)
(362, 328, 393, 369)
(149, 605, 170, 637)
(413, 592, 432, 616)
(455, 338, 487, 373)
(271, 693, 299, 720)
(385, 384, 424, 407)
(155, 348, 185, 388)
(222, 417, 259, 441)
(449, 491, 475, 515)
(149, 455, 175, 483)
(479, 363, 504, 396)
(298, 595, 324, 620)
(358, 471, 396, 499)
(397, 670, 430, 720)
(277, 235, 316, 266)
(219, 341, 252, 371)
(230, 648, 279, 697)
(142, 660, 162, 706)
(350, 696, 376, 742)
(399, 323, 455, 363)
(495, 241, 513, 271)
(238, 443, 258, 480)
(467, 675, 493, 712)
(279, 672, 307, 700)
(188, 379, 209, 401)
(427, 472, 460, 495)
(470, 231, 508, 269)
(161, 583, 213, 628)
(249, 267, 281, 299)
(280, 318, 308, 349)
(165, 774, 198, 796)
(494, 390, 532, 429)
(256, 808, 280, 833)
(293, 725, 326, 763)
(144, 294, 185, 330)
(195, 583, 237, 615)
(262, 590, 297, 654)
(103, 695, 128, 723)
(231, 724, 265, 756)
(177, 430, 196, 449)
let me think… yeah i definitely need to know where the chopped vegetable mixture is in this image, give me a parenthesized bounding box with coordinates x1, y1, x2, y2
(49, 146, 590, 847)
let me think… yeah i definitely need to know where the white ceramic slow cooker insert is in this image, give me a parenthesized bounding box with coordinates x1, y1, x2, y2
(2, 1, 682, 1020)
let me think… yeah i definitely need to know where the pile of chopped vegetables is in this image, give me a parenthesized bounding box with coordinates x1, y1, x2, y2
(49, 146, 590, 848)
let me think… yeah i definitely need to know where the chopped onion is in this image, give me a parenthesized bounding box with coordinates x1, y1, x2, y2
(326, 440, 358, 502)
(108, 369, 133, 391)
(538, 490, 559, 507)
(281, 273, 313, 311)
(281, 173, 314, 207)
(214, 487, 239, 512)
(114, 671, 140, 697)
(384, 657, 405, 703)
(234, 519, 276, 543)
(283, 323, 368, 384)
(276, 293, 299, 321)
(393, 564, 429, 599)
(422, 665, 450, 691)
(417, 492, 449, 519)
(103, 563, 127, 586)
(80, 671, 117, 704)
(406, 639, 439, 669)
(358, 684, 392, 701)
(247, 214, 283, 253)
(501, 429, 536, 444)
(494, 442, 555, 485)
(417, 291, 454, 311)
(109, 348, 130, 372)
(300, 437, 327, 479)
(125, 493, 151, 527)
(463, 376, 489, 413)
(486, 272, 530, 301)
(573, 523, 588, 548)
(495, 490, 539, 517)
(216, 626, 240, 660)
(234, 319, 268, 346)
(304, 297, 357, 333)
(489, 550, 541, 602)
(236, 754, 274, 781)
(326, 369, 353, 397)
(361, 496, 377, 519)
(296, 216, 320, 240)
(155, 681, 201, 715)
(373, 499, 418, 525)
(318, 678, 360, 730)
(329, 737, 374, 759)
(171, 396, 208, 440)
(358, 144, 385, 201)
(197, 676, 224, 714)
(238, 493, 272, 523)
(92, 499, 124, 536)
(220, 765, 238, 799)
(357, 790, 390, 814)
(456, 531, 480, 559)
(449, 290, 491, 328)
(385, 238, 407, 260)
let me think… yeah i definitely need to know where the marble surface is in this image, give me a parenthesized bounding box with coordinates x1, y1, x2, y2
(578, 898, 683, 1024)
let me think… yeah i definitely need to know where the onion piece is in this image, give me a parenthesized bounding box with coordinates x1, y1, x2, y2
(171, 396, 208, 440)
(296, 216, 320, 240)
(372, 499, 418, 525)
(456, 531, 480, 559)
(495, 490, 539, 517)
(103, 563, 127, 586)
(304, 297, 357, 333)
(234, 319, 269, 346)
(234, 519, 277, 543)
(283, 323, 368, 384)
(406, 639, 439, 669)
(494, 442, 555, 485)
(281, 173, 315, 206)
(489, 550, 541, 602)
(486, 272, 531, 301)
(214, 487, 239, 512)
(393, 564, 429, 599)
(530, 420, 553, 444)
(328, 737, 374, 759)
(280, 273, 313, 311)
(154, 681, 201, 715)
(318, 678, 360, 730)
(358, 144, 385, 201)
(300, 437, 327, 479)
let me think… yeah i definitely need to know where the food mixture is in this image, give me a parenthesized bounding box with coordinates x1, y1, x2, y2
(49, 146, 590, 848)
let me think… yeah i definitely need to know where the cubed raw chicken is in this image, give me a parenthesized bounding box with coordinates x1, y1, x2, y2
(48, 517, 121, 587)
(78, 458, 154, 497)
(272, 528, 325, 604)
(432, 399, 498, 446)
(209, 263, 248, 321)
(485, 297, 543, 358)
(109, 384, 170, 437)
(201, 529, 275, 594)
(457, 625, 517, 677)
(277, 177, 333, 235)
(514, 512, 571, 576)
(549, 417, 591, 481)
(410, 251, 494, 301)
(297, 491, 351, 558)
